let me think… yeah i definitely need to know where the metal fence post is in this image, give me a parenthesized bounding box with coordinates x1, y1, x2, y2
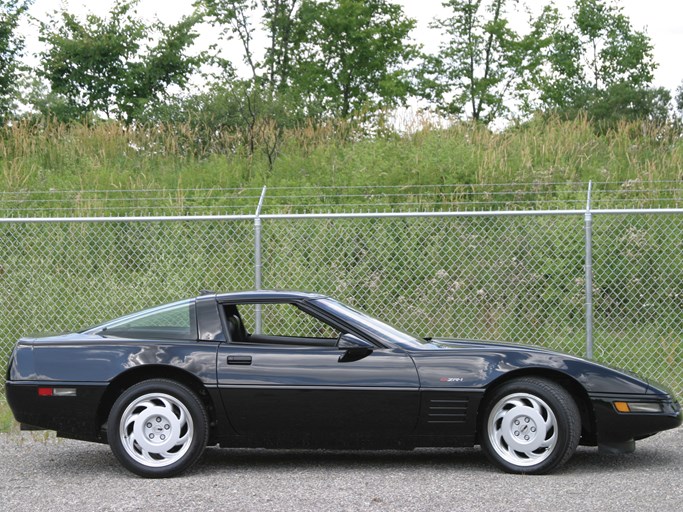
(584, 181, 594, 359)
(254, 186, 267, 334)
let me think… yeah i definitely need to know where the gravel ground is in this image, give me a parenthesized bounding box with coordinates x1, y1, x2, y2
(1, 428, 681, 512)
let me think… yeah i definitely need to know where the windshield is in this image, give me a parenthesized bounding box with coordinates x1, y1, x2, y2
(314, 298, 427, 349)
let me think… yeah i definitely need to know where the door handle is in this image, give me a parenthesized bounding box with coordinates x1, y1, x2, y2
(227, 355, 252, 365)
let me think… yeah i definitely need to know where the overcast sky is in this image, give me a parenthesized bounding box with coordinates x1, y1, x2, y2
(22, 0, 683, 93)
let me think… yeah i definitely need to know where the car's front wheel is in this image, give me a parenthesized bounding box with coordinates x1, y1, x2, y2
(480, 377, 580, 474)
(107, 379, 208, 478)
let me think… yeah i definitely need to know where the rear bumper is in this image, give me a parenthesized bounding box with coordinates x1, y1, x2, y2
(5, 380, 108, 442)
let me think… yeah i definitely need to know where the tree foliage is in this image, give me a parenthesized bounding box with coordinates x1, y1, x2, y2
(675, 81, 683, 124)
(293, 0, 417, 119)
(143, 78, 305, 167)
(200, 0, 302, 89)
(38, 0, 203, 123)
(0, 0, 31, 120)
(201, 0, 417, 120)
(193, 0, 418, 169)
(420, 0, 551, 125)
(2, 0, 674, 131)
(535, 0, 665, 124)
(199, 0, 308, 164)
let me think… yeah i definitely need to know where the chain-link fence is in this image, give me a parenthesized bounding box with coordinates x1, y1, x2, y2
(591, 213, 683, 393)
(0, 218, 255, 373)
(1, 207, 682, 397)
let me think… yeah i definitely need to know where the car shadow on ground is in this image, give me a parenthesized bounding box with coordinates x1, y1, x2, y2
(190, 443, 680, 477)
(561, 445, 681, 474)
(196, 446, 492, 473)
(7, 434, 679, 478)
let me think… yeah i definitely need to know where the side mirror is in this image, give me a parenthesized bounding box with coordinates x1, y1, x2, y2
(337, 333, 374, 350)
(337, 333, 374, 363)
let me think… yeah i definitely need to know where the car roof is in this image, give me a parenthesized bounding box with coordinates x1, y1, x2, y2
(213, 290, 328, 303)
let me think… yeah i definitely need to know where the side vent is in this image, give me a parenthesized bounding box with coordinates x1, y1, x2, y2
(427, 398, 469, 424)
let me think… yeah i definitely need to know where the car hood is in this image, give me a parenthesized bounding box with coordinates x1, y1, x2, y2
(408, 337, 652, 395)
(427, 337, 559, 353)
(428, 338, 649, 382)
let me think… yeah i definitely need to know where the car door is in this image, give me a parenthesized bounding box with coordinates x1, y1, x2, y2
(216, 302, 420, 438)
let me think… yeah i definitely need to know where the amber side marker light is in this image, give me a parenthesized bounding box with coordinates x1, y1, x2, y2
(614, 402, 631, 413)
(613, 401, 662, 413)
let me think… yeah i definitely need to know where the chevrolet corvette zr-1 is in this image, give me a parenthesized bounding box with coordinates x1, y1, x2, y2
(5, 291, 681, 477)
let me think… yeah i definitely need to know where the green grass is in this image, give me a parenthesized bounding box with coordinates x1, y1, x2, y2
(0, 401, 17, 433)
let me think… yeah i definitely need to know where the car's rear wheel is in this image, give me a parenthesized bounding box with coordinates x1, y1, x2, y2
(107, 379, 208, 478)
(480, 377, 580, 474)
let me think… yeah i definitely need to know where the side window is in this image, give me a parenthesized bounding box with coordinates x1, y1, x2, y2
(101, 301, 197, 340)
(234, 303, 339, 341)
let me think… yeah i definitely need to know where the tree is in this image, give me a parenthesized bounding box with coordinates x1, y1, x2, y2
(0, 0, 31, 120)
(675, 81, 683, 125)
(38, 0, 203, 123)
(589, 84, 671, 125)
(202, 0, 417, 120)
(200, 0, 302, 90)
(293, 0, 418, 119)
(141, 79, 299, 168)
(536, 0, 662, 123)
(263, 0, 301, 89)
(421, 0, 550, 125)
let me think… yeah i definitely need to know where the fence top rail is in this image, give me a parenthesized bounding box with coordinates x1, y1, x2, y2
(0, 213, 257, 224)
(1, 207, 683, 224)
(257, 208, 683, 219)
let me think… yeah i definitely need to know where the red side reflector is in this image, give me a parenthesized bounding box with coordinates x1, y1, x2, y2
(38, 387, 53, 396)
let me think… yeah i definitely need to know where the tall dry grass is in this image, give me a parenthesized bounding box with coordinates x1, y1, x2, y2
(0, 114, 681, 213)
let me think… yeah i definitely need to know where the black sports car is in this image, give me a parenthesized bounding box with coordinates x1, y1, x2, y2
(5, 291, 681, 477)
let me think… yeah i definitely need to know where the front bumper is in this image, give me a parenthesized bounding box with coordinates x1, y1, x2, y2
(589, 392, 681, 444)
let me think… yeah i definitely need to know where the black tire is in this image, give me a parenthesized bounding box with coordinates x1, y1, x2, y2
(479, 377, 581, 475)
(107, 379, 209, 478)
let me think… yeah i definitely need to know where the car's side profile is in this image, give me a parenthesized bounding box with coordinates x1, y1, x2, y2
(5, 291, 681, 477)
